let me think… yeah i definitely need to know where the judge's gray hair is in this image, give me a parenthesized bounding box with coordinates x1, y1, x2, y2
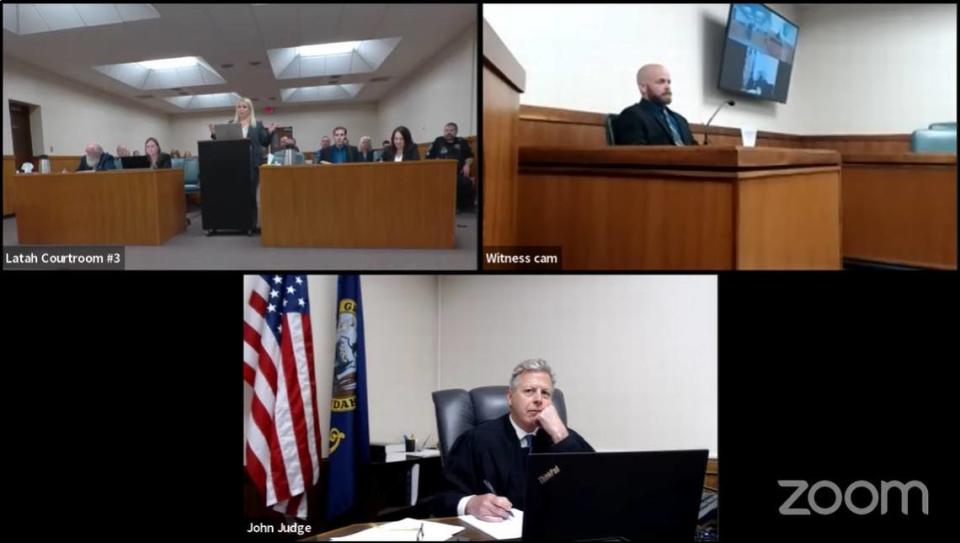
(509, 358, 556, 390)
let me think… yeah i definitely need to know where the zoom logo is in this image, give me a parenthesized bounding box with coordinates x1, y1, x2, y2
(778, 480, 929, 516)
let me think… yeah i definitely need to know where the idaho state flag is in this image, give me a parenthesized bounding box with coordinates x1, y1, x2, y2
(325, 274, 370, 520)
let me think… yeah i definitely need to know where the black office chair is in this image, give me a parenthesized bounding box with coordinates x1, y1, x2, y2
(605, 114, 619, 145)
(431, 386, 567, 464)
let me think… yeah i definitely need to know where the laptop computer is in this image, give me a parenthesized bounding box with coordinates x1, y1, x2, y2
(120, 155, 150, 169)
(213, 123, 244, 141)
(523, 450, 708, 542)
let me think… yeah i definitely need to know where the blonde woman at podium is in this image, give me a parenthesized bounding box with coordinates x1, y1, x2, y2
(207, 97, 276, 232)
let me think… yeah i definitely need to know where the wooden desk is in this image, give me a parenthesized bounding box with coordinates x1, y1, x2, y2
(259, 161, 457, 248)
(301, 517, 493, 542)
(841, 152, 957, 269)
(12, 169, 185, 245)
(510, 146, 842, 270)
(3, 155, 15, 216)
(482, 18, 526, 248)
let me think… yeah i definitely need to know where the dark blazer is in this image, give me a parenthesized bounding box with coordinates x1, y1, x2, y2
(356, 150, 376, 163)
(613, 99, 698, 145)
(380, 145, 421, 162)
(151, 152, 172, 169)
(433, 413, 594, 517)
(76, 152, 117, 171)
(211, 120, 273, 165)
(319, 144, 361, 164)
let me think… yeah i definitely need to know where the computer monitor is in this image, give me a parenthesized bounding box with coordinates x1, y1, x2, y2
(718, 3, 799, 103)
(523, 450, 708, 542)
(213, 123, 244, 141)
(120, 155, 150, 169)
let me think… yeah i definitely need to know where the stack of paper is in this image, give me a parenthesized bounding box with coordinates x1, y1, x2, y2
(406, 449, 441, 458)
(459, 509, 524, 540)
(330, 518, 464, 542)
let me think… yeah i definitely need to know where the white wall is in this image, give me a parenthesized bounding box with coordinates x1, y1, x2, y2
(438, 275, 718, 457)
(378, 22, 478, 145)
(243, 275, 439, 461)
(244, 275, 718, 459)
(786, 3, 957, 133)
(484, 3, 956, 135)
(2, 56, 171, 156)
(168, 103, 380, 157)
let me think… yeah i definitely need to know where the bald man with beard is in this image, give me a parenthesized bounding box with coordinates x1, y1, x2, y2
(612, 64, 698, 146)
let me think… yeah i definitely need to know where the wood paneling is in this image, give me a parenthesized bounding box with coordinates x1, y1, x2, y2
(841, 153, 957, 269)
(516, 147, 842, 270)
(42, 155, 84, 173)
(3, 155, 15, 215)
(518, 105, 912, 153)
(519, 145, 839, 169)
(519, 105, 608, 147)
(705, 458, 718, 490)
(12, 169, 185, 245)
(517, 171, 736, 269)
(482, 19, 526, 249)
(259, 161, 457, 248)
(736, 170, 842, 269)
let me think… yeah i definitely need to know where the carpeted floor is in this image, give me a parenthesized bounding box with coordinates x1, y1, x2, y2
(2, 209, 478, 270)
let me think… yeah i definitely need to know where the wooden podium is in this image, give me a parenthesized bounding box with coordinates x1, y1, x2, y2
(259, 161, 457, 248)
(512, 146, 843, 270)
(12, 169, 185, 245)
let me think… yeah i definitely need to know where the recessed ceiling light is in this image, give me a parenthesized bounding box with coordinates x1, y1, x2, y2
(139, 56, 199, 70)
(298, 41, 360, 57)
(268, 37, 401, 80)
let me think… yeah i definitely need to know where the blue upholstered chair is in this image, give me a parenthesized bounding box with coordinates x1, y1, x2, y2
(911, 123, 957, 154)
(928, 122, 957, 131)
(182, 157, 200, 194)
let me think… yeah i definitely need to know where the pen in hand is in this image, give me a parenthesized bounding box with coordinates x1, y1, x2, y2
(482, 479, 514, 518)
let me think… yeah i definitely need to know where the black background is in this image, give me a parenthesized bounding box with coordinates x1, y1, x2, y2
(6, 272, 956, 541)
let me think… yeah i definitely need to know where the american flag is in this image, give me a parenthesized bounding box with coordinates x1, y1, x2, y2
(243, 274, 322, 520)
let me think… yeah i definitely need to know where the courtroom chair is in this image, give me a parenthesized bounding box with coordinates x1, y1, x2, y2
(911, 126, 957, 154)
(605, 114, 619, 145)
(929, 122, 957, 131)
(183, 157, 200, 194)
(431, 386, 567, 464)
(172, 157, 199, 226)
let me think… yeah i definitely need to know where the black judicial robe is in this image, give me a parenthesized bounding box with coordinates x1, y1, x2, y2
(433, 413, 594, 517)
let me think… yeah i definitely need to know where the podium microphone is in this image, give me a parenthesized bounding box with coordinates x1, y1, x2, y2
(703, 100, 735, 145)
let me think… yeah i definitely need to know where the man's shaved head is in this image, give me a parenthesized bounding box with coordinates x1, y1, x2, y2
(636, 63, 673, 106)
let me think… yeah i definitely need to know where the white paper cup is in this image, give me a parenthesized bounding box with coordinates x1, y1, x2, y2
(741, 127, 758, 147)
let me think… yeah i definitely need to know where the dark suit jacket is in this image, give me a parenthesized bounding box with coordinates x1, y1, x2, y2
(356, 150, 376, 163)
(433, 413, 594, 517)
(613, 99, 698, 145)
(319, 144, 361, 164)
(76, 152, 117, 171)
(152, 153, 172, 169)
(211, 120, 273, 165)
(380, 146, 421, 162)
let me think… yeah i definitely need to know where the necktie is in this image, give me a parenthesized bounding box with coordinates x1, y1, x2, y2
(524, 434, 534, 454)
(663, 109, 685, 146)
